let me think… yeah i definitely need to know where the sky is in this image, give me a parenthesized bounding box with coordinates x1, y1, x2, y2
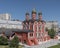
(0, 0, 60, 24)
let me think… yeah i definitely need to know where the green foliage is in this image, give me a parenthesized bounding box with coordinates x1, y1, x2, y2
(48, 28, 56, 39)
(9, 35, 19, 48)
(0, 36, 8, 45)
(48, 44, 60, 48)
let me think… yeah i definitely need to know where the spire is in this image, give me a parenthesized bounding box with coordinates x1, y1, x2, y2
(32, 8, 36, 14)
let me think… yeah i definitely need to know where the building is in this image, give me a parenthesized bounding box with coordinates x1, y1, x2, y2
(0, 20, 23, 29)
(0, 13, 23, 39)
(13, 9, 50, 46)
(57, 31, 60, 42)
(0, 13, 23, 29)
(0, 9, 51, 46)
(0, 13, 11, 20)
(58, 25, 60, 31)
(45, 21, 59, 32)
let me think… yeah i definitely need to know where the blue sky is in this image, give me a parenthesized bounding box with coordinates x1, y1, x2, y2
(0, 0, 60, 24)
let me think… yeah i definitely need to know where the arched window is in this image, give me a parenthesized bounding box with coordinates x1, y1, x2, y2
(23, 22, 29, 30)
(39, 25, 42, 31)
(30, 33, 33, 37)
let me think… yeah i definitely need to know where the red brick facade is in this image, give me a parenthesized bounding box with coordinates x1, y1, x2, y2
(15, 9, 50, 46)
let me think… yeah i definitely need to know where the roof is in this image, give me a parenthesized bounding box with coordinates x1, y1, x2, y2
(12, 29, 33, 33)
(0, 28, 33, 36)
(0, 28, 14, 36)
(32, 8, 36, 14)
(23, 20, 29, 24)
(23, 19, 46, 24)
(25, 12, 30, 15)
(38, 11, 42, 15)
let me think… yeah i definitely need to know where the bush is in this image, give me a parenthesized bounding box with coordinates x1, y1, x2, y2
(9, 35, 19, 48)
(0, 36, 8, 45)
(48, 28, 56, 39)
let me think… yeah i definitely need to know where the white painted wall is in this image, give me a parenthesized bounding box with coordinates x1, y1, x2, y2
(0, 20, 23, 29)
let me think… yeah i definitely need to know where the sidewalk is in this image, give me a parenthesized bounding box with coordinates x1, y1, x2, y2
(23, 39, 59, 48)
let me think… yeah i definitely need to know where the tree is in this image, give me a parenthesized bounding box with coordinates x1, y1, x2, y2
(48, 28, 56, 39)
(9, 35, 19, 48)
(0, 36, 8, 45)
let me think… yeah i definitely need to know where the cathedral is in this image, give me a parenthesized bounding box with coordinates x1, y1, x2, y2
(14, 9, 50, 46)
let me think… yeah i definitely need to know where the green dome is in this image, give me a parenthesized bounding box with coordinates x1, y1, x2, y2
(25, 12, 29, 15)
(32, 8, 36, 14)
(38, 11, 42, 15)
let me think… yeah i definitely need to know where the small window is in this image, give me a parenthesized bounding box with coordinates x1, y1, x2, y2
(39, 33, 40, 36)
(30, 33, 33, 37)
(39, 25, 42, 30)
(23, 40, 26, 44)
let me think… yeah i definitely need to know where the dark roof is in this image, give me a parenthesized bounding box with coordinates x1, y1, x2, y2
(0, 28, 33, 36)
(23, 19, 46, 24)
(25, 12, 29, 15)
(23, 20, 29, 24)
(12, 29, 33, 33)
(36, 19, 46, 23)
(38, 11, 42, 15)
(0, 28, 14, 36)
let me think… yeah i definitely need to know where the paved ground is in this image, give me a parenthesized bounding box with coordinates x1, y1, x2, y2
(23, 39, 60, 48)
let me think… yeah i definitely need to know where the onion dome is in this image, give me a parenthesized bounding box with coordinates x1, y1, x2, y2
(25, 12, 29, 15)
(32, 8, 36, 14)
(38, 11, 42, 15)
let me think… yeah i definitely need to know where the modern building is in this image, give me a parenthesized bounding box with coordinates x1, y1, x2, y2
(45, 21, 59, 32)
(0, 20, 23, 29)
(0, 13, 23, 29)
(13, 9, 50, 46)
(0, 13, 23, 38)
(58, 26, 60, 31)
(57, 31, 60, 42)
(0, 13, 11, 20)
